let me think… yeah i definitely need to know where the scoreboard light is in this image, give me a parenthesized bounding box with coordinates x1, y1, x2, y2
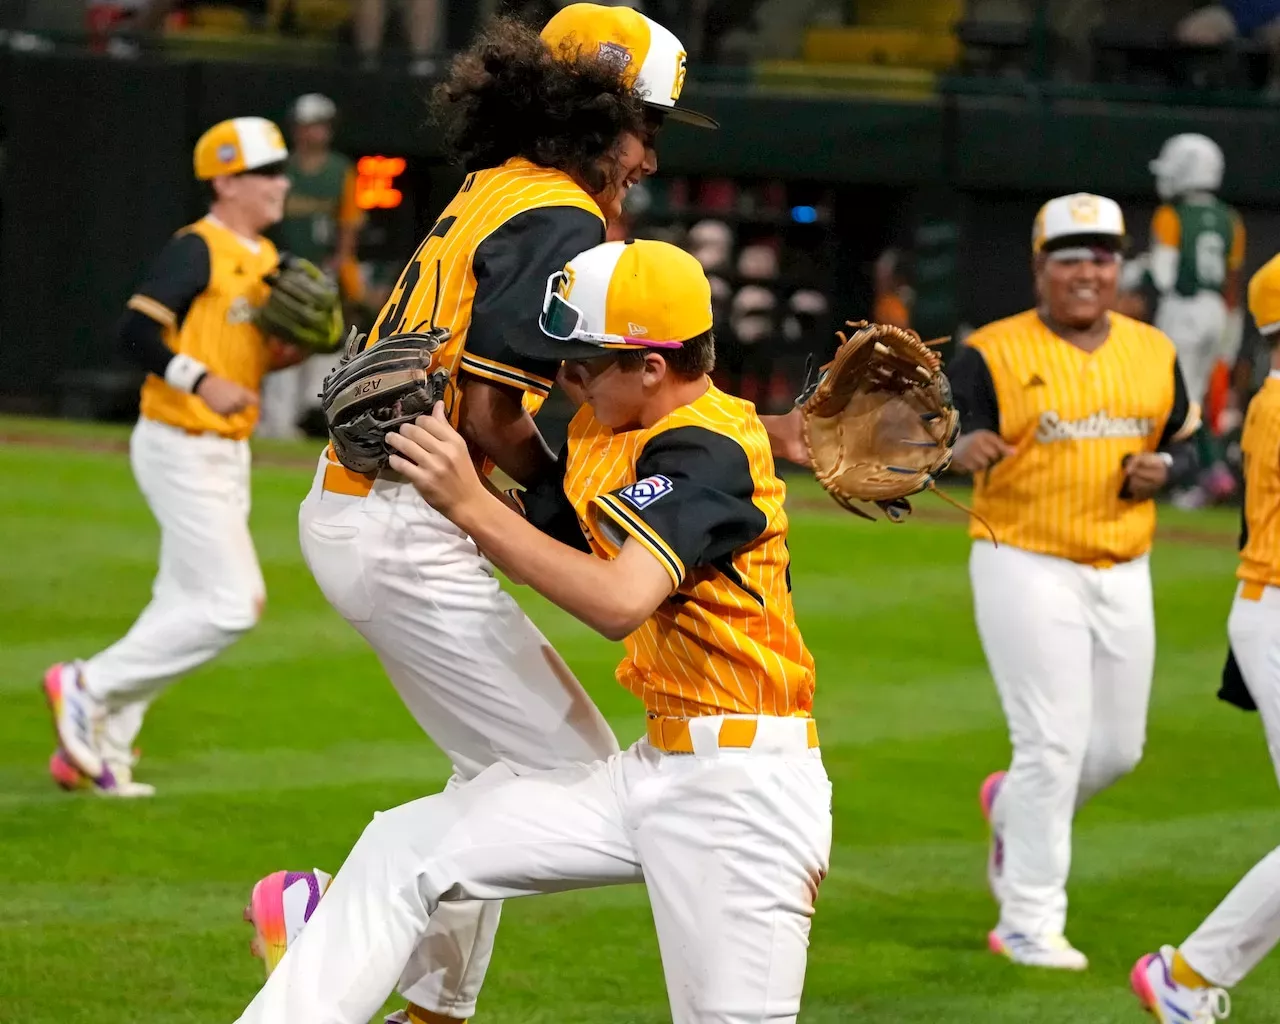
(356, 156, 407, 210)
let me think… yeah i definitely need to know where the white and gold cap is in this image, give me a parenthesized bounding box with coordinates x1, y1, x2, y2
(520, 239, 714, 362)
(1032, 193, 1126, 253)
(193, 117, 288, 180)
(541, 3, 717, 129)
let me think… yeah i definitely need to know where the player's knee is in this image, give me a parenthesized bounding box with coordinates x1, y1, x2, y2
(1012, 737, 1084, 785)
(207, 588, 265, 635)
(1092, 739, 1144, 786)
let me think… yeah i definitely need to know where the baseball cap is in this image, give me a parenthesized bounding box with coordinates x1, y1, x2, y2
(519, 239, 714, 362)
(1248, 252, 1280, 335)
(540, 3, 718, 129)
(194, 117, 289, 180)
(1032, 193, 1126, 253)
(292, 93, 337, 125)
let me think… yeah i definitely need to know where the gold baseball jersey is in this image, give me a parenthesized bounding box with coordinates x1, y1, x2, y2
(1237, 373, 1280, 588)
(951, 310, 1199, 565)
(521, 385, 815, 720)
(129, 216, 278, 440)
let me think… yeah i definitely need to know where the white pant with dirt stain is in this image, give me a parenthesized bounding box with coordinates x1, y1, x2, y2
(297, 451, 620, 1018)
(235, 722, 833, 1024)
(1179, 582, 1280, 986)
(79, 417, 265, 759)
(970, 540, 1155, 938)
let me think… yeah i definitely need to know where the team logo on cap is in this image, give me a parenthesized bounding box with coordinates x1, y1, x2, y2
(597, 41, 633, 70)
(627, 322, 648, 336)
(619, 474, 673, 510)
(217, 143, 238, 164)
(1068, 195, 1100, 225)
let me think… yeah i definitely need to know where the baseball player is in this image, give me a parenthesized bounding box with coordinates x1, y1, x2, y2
(44, 118, 325, 798)
(1128, 253, 1280, 1024)
(1149, 133, 1246, 506)
(252, 8, 735, 1024)
(234, 236, 831, 1024)
(947, 193, 1201, 968)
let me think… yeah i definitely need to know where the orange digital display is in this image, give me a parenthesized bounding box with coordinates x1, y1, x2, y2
(355, 156, 406, 210)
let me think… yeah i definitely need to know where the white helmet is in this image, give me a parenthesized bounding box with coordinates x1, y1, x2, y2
(1149, 134, 1224, 200)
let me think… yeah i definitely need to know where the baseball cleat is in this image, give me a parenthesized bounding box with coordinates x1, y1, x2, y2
(244, 868, 333, 977)
(49, 740, 152, 797)
(988, 926, 1088, 970)
(49, 748, 92, 791)
(1131, 946, 1230, 1023)
(980, 770, 1006, 901)
(43, 663, 108, 782)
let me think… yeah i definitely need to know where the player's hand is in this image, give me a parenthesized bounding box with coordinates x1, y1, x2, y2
(761, 408, 811, 468)
(1121, 452, 1170, 500)
(951, 430, 1015, 474)
(386, 403, 487, 521)
(196, 374, 259, 416)
(266, 338, 310, 371)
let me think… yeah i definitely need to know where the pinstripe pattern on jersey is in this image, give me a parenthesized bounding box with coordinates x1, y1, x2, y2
(966, 310, 1181, 565)
(138, 217, 277, 440)
(1238, 376, 1280, 587)
(368, 157, 603, 401)
(561, 385, 815, 718)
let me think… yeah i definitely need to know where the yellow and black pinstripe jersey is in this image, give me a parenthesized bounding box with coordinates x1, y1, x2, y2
(130, 216, 278, 440)
(368, 156, 605, 411)
(1238, 373, 1280, 587)
(522, 384, 815, 720)
(949, 309, 1199, 565)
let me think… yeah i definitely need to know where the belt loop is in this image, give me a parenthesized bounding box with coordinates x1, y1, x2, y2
(688, 717, 723, 758)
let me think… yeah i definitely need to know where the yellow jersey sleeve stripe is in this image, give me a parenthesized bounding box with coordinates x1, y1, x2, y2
(127, 294, 177, 328)
(459, 353, 554, 396)
(1171, 400, 1203, 443)
(592, 493, 685, 587)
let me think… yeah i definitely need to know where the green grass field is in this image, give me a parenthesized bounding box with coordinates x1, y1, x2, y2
(2, 416, 1279, 1024)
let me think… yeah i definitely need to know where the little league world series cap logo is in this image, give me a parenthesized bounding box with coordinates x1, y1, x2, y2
(218, 143, 238, 164)
(597, 41, 633, 70)
(619, 474, 673, 510)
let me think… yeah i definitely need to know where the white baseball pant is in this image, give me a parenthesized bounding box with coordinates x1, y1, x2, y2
(1178, 582, 1280, 987)
(80, 417, 265, 760)
(1155, 291, 1229, 404)
(298, 453, 620, 1018)
(970, 540, 1155, 938)
(235, 721, 833, 1024)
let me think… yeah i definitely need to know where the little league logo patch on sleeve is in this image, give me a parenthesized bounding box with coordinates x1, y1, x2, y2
(619, 475, 673, 510)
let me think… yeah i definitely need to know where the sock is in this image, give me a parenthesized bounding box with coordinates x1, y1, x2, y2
(1172, 949, 1211, 989)
(406, 1004, 467, 1024)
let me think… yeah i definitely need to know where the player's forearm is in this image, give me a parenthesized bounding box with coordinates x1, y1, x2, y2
(459, 377, 556, 487)
(455, 496, 647, 640)
(1149, 245, 1179, 294)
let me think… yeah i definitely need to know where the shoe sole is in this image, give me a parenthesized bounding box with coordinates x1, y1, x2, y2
(1130, 955, 1166, 1023)
(245, 871, 290, 977)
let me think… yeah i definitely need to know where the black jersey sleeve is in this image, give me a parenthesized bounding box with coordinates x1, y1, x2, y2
(1159, 357, 1201, 446)
(588, 426, 768, 590)
(514, 445, 592, 553)
(461, 206, 605, 397)
(947, 344, 1001, 434)
(118, 232, 211, 377)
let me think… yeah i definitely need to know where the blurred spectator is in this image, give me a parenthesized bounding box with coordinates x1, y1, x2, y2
(1178, 0, 1280, 45)
(355, 0, 442, 74)
(259, 93, 365, 439)
(872, 248, 912, 330)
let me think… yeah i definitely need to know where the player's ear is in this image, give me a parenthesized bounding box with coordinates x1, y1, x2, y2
(641, 352, 669, 385)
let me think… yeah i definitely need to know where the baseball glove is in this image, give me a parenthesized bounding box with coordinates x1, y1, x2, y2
(256, 253, 344, 353)
(320, 327, 453, 475)
(797, 320, 959, 522)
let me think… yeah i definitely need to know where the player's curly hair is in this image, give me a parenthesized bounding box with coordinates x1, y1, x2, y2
(432, 17, 648, 194)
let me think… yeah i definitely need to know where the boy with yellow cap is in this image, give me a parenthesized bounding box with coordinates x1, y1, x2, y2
(1129, 254, 1280, 1023)
(232, 237, 831, 1024)
(44, 117, 307, 797)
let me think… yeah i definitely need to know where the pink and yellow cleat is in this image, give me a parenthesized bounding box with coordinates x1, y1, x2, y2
(980, 770, 1006, 901)
(245, 869, 333, 976)
(1131, 946, 1230, 1023)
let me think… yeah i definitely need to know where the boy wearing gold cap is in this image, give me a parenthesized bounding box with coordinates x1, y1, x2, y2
(233, 237, 830, 1024)
(44, 117, 303, 798)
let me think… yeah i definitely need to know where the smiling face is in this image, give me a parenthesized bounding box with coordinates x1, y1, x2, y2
(1036, 249, 1120, 330)
(213, 167, 291, 233)
(591, 115, 661, 222)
